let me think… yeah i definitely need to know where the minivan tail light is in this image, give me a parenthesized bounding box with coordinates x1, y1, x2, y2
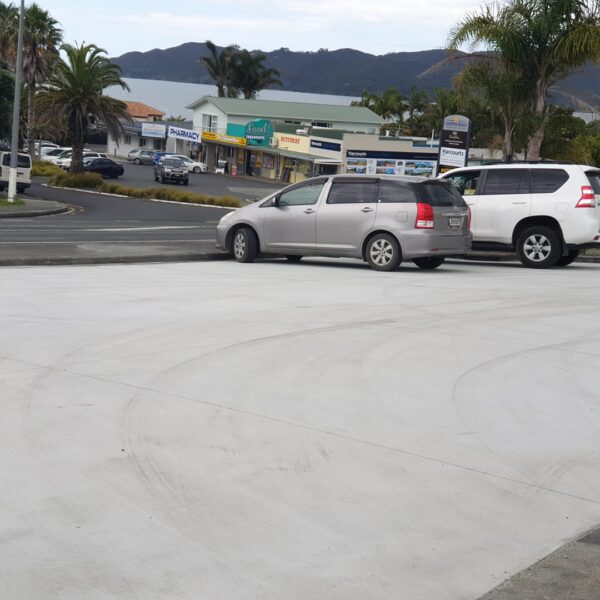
(576, 186, 596, 208)
(415, 202, 434, 228)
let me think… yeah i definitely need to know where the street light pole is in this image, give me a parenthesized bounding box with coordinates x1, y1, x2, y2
(7, 0, 25, 203)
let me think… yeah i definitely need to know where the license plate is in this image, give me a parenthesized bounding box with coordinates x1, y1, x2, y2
(448, 217, 463, 228)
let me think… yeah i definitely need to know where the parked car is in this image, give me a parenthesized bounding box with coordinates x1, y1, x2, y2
(58, 152, 107, 170)
(0, 151, 32, 193)
(152, 151, 168, 166)
(440, 162, 600, 268)
(154, 157, 189, 185)
(47, 148, 91, 165)
(83, 157, 124, 179)
(128, 149, 155, 165)
(217, 175, 472, 271)
(41, 147, 71, 160)
(163, 154, 207, 174)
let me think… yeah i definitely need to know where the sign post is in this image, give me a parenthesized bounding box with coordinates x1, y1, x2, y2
(437, 115, 471, 174)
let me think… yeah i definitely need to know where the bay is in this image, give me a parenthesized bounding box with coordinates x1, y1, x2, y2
(106, 78, 359, 121)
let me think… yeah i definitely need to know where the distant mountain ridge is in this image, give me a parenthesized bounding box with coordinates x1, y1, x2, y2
(112, 42, 600, 105)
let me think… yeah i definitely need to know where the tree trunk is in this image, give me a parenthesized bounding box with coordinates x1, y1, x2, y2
(527, 85, 547, 161)
(70, 138, 85, 175)
(503, 126, 514, 162)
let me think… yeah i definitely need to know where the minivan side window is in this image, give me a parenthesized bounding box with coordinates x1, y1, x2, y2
(481, 169, 530, 195)
(326, 181, 378, 204)
(378, 181, 418, 203)
(444, 171, 481, 195)
(277, 180, 326, 207)
(530, 169, 569, 193)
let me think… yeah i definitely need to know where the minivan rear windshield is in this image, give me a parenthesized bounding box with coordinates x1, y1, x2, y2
(2, 154, 31, 168)
(586, 171, 600, 194)
(418, 180, 466, 207)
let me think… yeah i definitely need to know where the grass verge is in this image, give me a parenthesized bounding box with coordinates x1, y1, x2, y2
(0, 198, 26, 207)
(48, 172, 241, 208)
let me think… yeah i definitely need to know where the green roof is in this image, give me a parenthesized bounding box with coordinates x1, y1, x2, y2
(186, 96, 382, 125)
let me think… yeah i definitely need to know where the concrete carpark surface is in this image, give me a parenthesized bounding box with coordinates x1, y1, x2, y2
(1, 258, 600, 599)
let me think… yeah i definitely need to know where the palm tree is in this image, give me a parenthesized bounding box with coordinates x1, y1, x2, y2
(200, 40, 239, 97)
(36, 43, 130, 173)
(455, 61, 533, 160)
(449, 0, 600, 160)
(0, 1, 17, 66)
(22, 4, 61, 159)
(231, 50, 282, 99)
(351, 90, 377, 110)
(406, 86, 428, 121)
(374, 87, 407, 123)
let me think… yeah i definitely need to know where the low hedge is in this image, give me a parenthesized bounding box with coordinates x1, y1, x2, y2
(31, 160, 64, 177)
(49, 171, 103, 188)
(48, 172, 241, 208)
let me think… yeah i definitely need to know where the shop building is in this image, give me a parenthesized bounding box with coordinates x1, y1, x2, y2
(107, 101, 202, 159)
(186, 96, 381, 181)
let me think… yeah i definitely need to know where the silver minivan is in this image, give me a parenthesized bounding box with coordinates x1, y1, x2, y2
(216, 175, 472, 271)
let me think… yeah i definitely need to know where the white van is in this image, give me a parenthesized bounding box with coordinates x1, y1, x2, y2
(0, 152, 32, 193)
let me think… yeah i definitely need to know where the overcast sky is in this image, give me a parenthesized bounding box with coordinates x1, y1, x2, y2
(41, 0, 485, 57)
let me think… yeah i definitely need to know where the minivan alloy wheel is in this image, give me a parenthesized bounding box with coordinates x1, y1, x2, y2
(370, 239, 394, 266)
(233, 232, 246, 259)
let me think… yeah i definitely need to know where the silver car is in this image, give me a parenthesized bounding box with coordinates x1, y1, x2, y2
(216, 175, 472, 271)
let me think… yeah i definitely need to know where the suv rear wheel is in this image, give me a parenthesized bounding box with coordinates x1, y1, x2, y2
(516, 226, 561, 269)
(232, 227, 258, 263)
(366, 233, 401, 271)
(555, 249, 580, 267)
(413, 256, 445, 270)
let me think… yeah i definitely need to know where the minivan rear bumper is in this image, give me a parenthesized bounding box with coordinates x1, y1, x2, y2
(396, 229, 473, 259)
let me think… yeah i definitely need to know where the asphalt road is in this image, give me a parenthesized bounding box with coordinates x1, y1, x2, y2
(112, 161, 281, 201)
(2, 259, 600, 599)
(1, 182, 231, 244)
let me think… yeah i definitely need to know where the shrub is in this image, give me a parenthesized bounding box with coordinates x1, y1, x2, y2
(50, 175, 241, 208)
(31, 160, 64, 177)
(49, 172, 103, 189)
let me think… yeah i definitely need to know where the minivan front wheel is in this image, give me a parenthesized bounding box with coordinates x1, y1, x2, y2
(366, 234, 401, 271)
(413, 256, 445, 270)
(232, 227, 258, 263)
(516, 226, 561, 268)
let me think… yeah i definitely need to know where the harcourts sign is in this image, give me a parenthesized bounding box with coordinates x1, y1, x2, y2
(245, 119, 274, 146)
(167, 126, 201, 143)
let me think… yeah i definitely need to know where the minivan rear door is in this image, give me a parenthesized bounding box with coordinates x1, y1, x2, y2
(315, 178, 378, 252)
(417, 180, 470, 234)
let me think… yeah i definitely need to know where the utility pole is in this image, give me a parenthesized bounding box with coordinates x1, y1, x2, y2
(7, 0, 25, 203)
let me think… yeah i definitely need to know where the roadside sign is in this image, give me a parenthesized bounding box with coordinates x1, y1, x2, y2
(438, 115, 471, 173)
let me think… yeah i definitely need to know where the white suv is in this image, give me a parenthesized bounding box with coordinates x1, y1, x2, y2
(440, 163, 600, 268)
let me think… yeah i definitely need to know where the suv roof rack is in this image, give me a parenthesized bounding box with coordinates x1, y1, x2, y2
(480, 159, 574, 165)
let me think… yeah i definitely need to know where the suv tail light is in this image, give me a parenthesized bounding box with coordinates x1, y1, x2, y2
(576, 186, 596, 208)
(415, 202, 434, 229)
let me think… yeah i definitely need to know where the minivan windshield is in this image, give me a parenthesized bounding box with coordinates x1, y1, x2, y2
(418, 180, 466, 207)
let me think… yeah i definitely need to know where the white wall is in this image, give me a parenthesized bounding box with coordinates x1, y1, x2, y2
(192, 102, 228, 133)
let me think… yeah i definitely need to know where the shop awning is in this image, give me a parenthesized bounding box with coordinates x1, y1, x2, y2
(276, 149, 316, 162)
(313, 157, 343, 165)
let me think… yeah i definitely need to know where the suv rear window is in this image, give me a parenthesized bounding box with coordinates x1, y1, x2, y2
(586, 171, 600, 194)
(418, 180, 466, 207)
(482, 169, 529, 195)
(378, 181, 418, 203)
(530, 169, 569, 193)
(2, 153, 31, 168)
